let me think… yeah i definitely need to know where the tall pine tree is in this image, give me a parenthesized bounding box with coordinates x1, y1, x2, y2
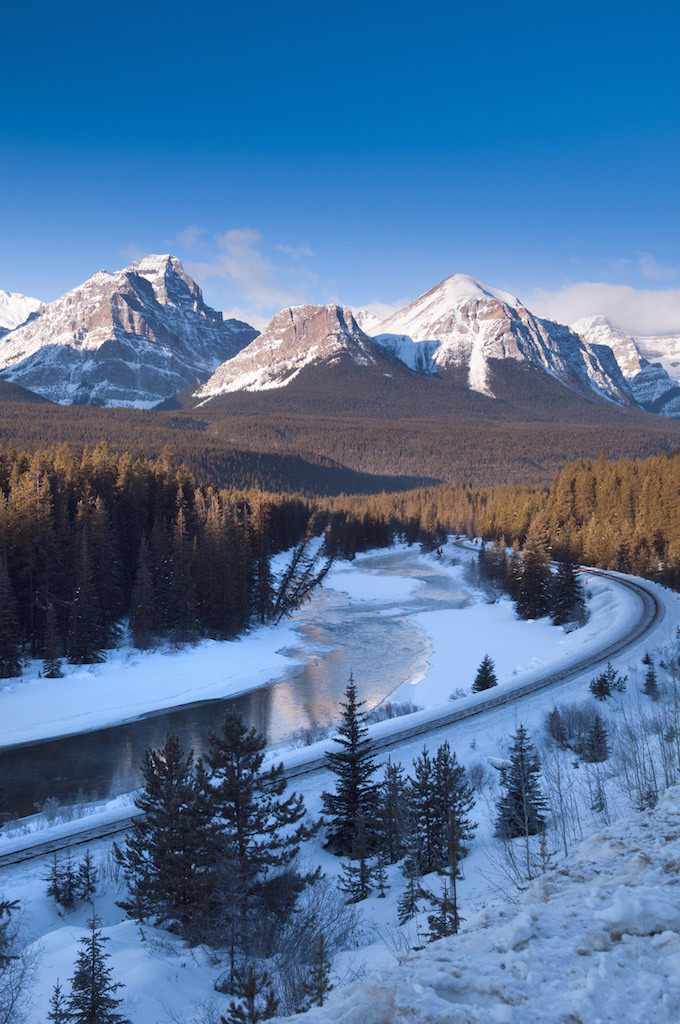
(0, 556, 21, 678)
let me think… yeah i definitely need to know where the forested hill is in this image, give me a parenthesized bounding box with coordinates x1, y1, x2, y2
(0, 443, 317, 670)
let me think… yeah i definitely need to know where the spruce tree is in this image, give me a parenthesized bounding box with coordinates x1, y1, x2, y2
(48, 979, 69, 1024)
(408, 747, 437, 873)
(426, 881, 460, 942)
(0, 555, 21, 678)
(42, 603, 63, 678)
(76, 849, 98, 900)
(67, 535, 105, 664)
(551, 555, 586, 627)
(299, 932, 333, 1010)
(397, 873, 422, 925)
(129, 535, 156, 649)
(337, 814, 374, 903)
(65, 912, 130, 1024)
(115, 732, 214, 935)
(642, 665, 660, 701)
(431, 742, 476, 869)
(515, 519, 552, 620)
(376, 758, 409, 864)
(582, 714, 610, 763)
(221, 965, 279, 1024)
(471, 654, 497, 692)
(322, 675, 379, 856)
(495, 725, 547, 840)
(205, 712, 317, 937)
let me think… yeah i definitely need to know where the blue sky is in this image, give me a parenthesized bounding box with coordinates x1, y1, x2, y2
(3, 0, 680, 333)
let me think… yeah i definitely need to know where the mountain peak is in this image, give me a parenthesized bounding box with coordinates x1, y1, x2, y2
(436, 273, 522, 309)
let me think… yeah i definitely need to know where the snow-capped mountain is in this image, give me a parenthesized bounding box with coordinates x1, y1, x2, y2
(634, 334, 680, 386)
(0, 255, 257, 407)
(353, 308, 381, 335)
(574, 316, 680, 418)
(193, 304, 379, 400)
(371, 274, 632, 405)
(0, 289, 43, 338)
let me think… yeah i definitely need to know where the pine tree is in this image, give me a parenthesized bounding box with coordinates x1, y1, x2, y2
(322, 675, 379, 856)
(129, 535, 156, 649)
(376, 758, 409, 864)
(431, 742, 476, 869)
(408, 747, 436, 873)
(589, 662, 627, 700)
(221, 965, 279, 1024)
(515, 519, 552, 620)
(582, 714, 610, 763)
(67, 535, 105, 664)
(0, 555, 21, 678)
(551, 555, 586, 627)
(115, 732, 214, 935)
(65, 912, 130, 1024)
(299, 932, 333, 1010)
(338, 814, 374, 903)
(42, 603, 63, 678)
(642, 664, 660, 700)
(426, 881, 460, 942)
(495, 725, 547, 840)
(48, 979, 69, 1024)
(397, 872, 422, 925)
(76, 849, 98, 900)
(471, 654, 497, 692)
(205, 712, 317, 938)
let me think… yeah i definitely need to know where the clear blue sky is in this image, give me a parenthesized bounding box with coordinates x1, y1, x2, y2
(3, 0, 680, 333)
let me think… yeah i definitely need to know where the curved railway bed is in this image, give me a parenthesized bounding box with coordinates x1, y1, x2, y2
(0, 568, 663, 868)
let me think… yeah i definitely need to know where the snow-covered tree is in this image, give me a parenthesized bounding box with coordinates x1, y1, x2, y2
(495, 725, 547, 840)
(65, 913, 130, 1024)
(471, 654, 497, 692)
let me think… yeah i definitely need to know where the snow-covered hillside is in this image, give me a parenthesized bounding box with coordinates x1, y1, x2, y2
(279, 788, 680, 1024)
(371, 274, 632, 404)
(0, 255, 257, 407)
(635, 334, 680, 385)
(574, 316, 680, 418)
(193, 304, 379, 398)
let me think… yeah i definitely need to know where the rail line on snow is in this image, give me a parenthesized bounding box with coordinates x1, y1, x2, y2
(0, 569, 660, 868)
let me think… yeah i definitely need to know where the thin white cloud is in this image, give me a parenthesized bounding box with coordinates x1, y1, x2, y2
(120, 243, 144, 264)
(186, 228, 318, 321)
(175, 225, 206, 251)
(528, 281, 680, 336)
(276, 243, 313, 258)
(638, 252, 678, 281)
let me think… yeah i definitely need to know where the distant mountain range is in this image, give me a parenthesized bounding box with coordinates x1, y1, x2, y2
(1, 256, 680, 419)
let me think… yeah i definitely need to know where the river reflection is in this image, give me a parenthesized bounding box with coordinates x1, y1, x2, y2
(0, 550, 470, 817)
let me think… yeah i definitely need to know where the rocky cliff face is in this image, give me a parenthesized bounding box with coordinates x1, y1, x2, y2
(574, 315, 680, 418)
(371, 274, 633, 405)
(0, 255, 257, 407)
(193, 304, 379, 399)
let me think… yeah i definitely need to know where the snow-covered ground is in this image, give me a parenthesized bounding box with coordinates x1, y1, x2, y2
(3, 541, 680, 1022)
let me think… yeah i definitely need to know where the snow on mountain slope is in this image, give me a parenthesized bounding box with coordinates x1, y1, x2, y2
(0, 255, 257, 407)
(279, 787, 680, 1024)
(353, 308, 381, 334)
(373, 274, 633, 404)
(574, 316, 680, 418)
(0, 289, 43, 337)
(193, 304, 378, 399)
(635, 334, 680, 385)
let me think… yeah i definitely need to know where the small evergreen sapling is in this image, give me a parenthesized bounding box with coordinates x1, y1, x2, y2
(299, 932, 333, 1010)
(65, 912, 130, 1024)
(471, 654, 497, 692)
(47, 980, 69, 1024)
(642, 665, 660, 701)
(589, 662, 627, 700)
(221, 966, 279, 1024)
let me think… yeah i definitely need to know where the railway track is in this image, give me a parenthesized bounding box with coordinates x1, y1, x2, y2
(0, 568, 661, 869)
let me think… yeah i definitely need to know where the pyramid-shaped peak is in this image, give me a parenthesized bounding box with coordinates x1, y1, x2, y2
(128, 253, 183, 276)
(434, 273, 522, 309)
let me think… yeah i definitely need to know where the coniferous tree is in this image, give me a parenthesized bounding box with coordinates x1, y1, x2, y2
(582, 714, 610, 763)
(299, 933, 333, 1010)
(65, 912, 130, 1024)
(129, 535, 156, 649)
(221, 965, 279, 1024)
(76, 849, 98, 900)
(42, 603, 63, 678)
(642, 664, 660, 701)
(495, 725, 547, 840)
(515, 519, 552, 620)
(408, 747, 437, 873)
(205, 712, 317, 939)
(338, 814, 374, 903)
(589, 662, 627, 700)
(425, 881, 460, 942)
(115, 732, 214, 934)
(67, 535, 105, 664)
(376, 758, 409, 864)
(431, 742, 476, 870)
(551, 555, 586, 627)
(322, 675, 379, 856)
(48, 979, 69, 1024)
(397, 872, 422, 925)
(0, 556, 21, 679)
(471, 654, 497, 692)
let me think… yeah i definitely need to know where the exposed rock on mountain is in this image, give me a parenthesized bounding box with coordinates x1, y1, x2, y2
(371, 274, 633, 405)
(0, 289, 44, 339)
(574, 315, 680, 418)
(634, 333, 680, 386)
(0, 255, 257, 407)
(193, 304, 380, 400)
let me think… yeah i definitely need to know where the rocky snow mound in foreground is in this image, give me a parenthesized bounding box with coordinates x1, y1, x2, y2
(371, 273, 632, 404)
(0, 255, 257, 407)
(278, 787, 680, 1024)
(193, 304, 379, 398)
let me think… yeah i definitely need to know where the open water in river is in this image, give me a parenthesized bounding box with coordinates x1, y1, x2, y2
(0, 549, 470, 818)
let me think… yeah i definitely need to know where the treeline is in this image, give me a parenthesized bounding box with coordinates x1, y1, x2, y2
(318, 449, 680, 589)
(0, 442, 317, 672)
